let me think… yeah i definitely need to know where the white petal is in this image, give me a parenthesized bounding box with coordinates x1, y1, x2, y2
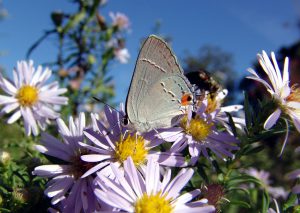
(283, 57, 290, 83)
(271, 52, 283, 88)
(80, 161, 110, 178)
(31, 65, 43, 85)
(279, 119, 289, 156)
(7, 110, 21, 123)
(37, 105, 60, 119)
(173, 189, 200, 205)
(0, 76, 17, 95)
(0, 95, 17, 105)
(81, 154, 110, 162)
(21, 107, 39, 136)
(78, 112, 86, 134)
(94, 189, 133, 212)
(57, 118, 71, 136)
(287, 101, 300, 110)
(123, 158, 144, 198)
(260, 51, 278, 91)
(220, 105, 243, 112)
(216, 89, 228, 101)
(146, 158, 160, 195)
(292, 116, 300, 133)
(33, 165, 67, 177)
(264, 109, 281, 130)
(163, 168, 194, 200)
(247, 68, 260, 78)
(1, 102, 19, 113)
(246, 76, 273, 92)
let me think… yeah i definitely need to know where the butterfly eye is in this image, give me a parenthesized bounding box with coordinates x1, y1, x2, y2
(181, 93, 193, 106)
(122, 115, 129, 126)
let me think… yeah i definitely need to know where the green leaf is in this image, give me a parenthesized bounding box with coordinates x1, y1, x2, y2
(243, 92, 252, 129)
(62, 9, 86, 33)
(225, 112, 237, 137)
(243, 145, 265, 155)
(283, 193, 297, 211)
(196, 164, 209, 183)
(261, 190, 270, 213)
(227, 175, 262, 188)
(229, 200, 251, 208)
(226, 187, 250, 196)
(212, 160, 223, 174)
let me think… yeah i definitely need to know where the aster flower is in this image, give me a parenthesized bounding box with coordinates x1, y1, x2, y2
(33, 113, 102, 212)
(160, 101, 240, 165)
(204, 88, 245, 132)
(244, 167, 287, 199)
(286, 146, 300, 194)
(247, 51, 300, 153)
(0, 60, 68, 136)
(94, 157, 215, 212)
(109, 12, 130, 30)
(80, 105, 188, 178)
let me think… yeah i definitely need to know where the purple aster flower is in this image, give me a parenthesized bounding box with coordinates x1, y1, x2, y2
(0, 60, 68, 136)
(33, 113, 103, 212)
(160, 101, 240, 165)
(244, 167, 287, 199)
(287, 169, 300, 194)
(286, 147, 300, 194)
(94, 157, 215, 212)
(80, 105, 188, 178)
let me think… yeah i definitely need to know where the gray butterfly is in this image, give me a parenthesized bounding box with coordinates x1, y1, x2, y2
(124, 35, 193, 133)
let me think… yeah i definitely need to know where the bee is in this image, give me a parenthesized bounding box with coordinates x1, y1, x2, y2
(185, 69, 222, 102)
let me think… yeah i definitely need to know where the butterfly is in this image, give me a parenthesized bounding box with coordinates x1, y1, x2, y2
(123, 35, 194, 133)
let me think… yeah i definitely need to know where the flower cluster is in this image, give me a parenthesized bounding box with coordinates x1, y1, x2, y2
(3, 47, 300, 212)
(20, 57, 244, 211)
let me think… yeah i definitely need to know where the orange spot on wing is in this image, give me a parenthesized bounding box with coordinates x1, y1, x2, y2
(181, 93, 193, 106)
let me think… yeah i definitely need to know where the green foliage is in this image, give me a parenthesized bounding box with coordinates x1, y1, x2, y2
(27, 0, 129, 117)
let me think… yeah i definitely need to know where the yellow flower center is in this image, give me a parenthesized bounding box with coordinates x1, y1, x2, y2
(135, 192, 173, 213)
(16, 85, 39, 107)
(114, 134, 148, 165)
(180, 115, 213, 142)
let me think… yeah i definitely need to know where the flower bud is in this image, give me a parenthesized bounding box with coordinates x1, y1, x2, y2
(0, 150, 10, 165)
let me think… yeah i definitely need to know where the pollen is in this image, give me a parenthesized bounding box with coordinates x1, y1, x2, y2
(180, 115, 213, 142)
(135, 192, 173, 213)
(16, 85, 39, 107)
(114, 134, 148, 166)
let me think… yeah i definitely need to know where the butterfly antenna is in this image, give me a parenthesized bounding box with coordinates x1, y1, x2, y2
(93, 97, 120, 113)
(93, 97, 126, 137)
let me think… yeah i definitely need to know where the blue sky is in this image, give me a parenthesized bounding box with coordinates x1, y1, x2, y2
(0, 0, 299, 103)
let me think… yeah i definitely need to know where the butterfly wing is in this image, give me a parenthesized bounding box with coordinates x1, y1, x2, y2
(126, 35, 192, 132)
(138, 75, 192, 129)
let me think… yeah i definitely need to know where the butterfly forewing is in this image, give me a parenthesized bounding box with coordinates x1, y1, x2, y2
(126, 35, 193, 132)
